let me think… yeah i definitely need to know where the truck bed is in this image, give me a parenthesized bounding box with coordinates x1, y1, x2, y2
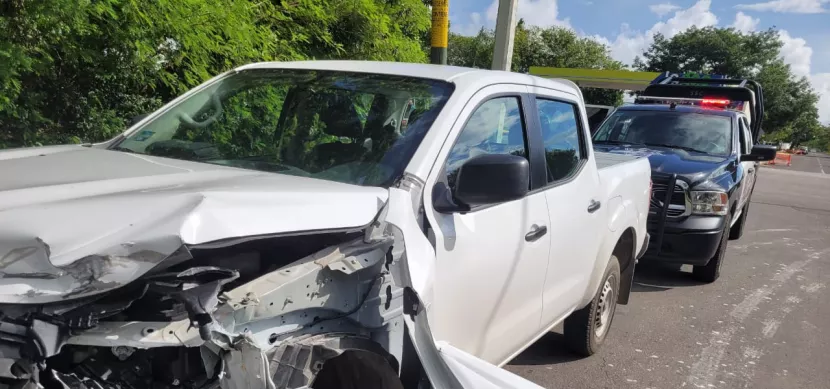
(595, 150, 642, 170)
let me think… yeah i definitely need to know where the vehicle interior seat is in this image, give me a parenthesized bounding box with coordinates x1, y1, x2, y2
(312, 98, 367, 170)
(362, 95, 399, 160)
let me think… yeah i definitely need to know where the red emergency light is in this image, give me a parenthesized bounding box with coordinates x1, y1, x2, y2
(700, 98, 730, 108)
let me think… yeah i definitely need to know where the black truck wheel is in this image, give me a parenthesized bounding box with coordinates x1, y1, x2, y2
(694, 215, 732, 283)
(564, 256, 620, 356)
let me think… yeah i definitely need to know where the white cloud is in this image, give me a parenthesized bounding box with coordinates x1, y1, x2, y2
(649, 3, 682, 17)
(650, 0, 719, 37)
(811, 73, 830, 123)
(730, 11, 760, 33)
(452, 0, 572, 34)
(778, 30, 813, 78)
(599, 0, 718, 65)
(589, 24, 649, 65)
(485, 0, 572, 30)
(735, 0, 828, 14)
(451, 12, 486, 36)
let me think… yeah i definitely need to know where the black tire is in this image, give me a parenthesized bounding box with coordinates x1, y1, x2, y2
(693, 214, 732, 283)
(564, 256, 620, 357)
(729, 201, 750, 240)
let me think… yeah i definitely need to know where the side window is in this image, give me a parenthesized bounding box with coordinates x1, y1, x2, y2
(445, 97, 527, 192)
(738, 117, 751, 155)
(536, 98, 585, 183)
(742, 118, 753, 154)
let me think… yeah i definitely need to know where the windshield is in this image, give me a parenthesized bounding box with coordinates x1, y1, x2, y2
(111, 69, 453, 187)
(593, 110, 733, 156)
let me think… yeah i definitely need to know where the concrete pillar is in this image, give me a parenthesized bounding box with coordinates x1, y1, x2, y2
(492, 0, 518, 71)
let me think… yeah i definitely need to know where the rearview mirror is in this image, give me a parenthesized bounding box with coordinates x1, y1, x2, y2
(741, 145, 777, 162)
(455, 154, 530, 207)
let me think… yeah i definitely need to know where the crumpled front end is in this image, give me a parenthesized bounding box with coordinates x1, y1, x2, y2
(0, 224, 412, 389)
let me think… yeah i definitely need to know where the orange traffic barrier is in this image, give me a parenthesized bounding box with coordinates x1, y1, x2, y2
(767, 152, 792, 166)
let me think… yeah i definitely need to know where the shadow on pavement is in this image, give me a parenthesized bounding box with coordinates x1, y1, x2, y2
(506, 331, 583, 366)
(631, 262, 706, 292)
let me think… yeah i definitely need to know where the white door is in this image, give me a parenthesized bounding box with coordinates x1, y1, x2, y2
(423, 88, 551, 365)
(529, 89, 604, 326)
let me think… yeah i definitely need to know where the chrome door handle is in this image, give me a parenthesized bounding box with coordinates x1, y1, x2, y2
(587, 200, 602, 213)
(525, 225, 548, 242)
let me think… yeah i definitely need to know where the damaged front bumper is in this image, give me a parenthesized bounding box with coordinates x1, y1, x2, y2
(1, 228, 414, 389)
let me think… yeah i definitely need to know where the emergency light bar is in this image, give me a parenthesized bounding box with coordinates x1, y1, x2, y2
(635, 95, 744, 111)
(701, 98, 730, 107)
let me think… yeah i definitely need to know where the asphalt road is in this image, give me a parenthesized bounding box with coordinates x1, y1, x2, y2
(507, 154, 830, 389)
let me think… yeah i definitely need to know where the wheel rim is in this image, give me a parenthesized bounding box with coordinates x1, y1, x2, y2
(594, 277, 616, 338)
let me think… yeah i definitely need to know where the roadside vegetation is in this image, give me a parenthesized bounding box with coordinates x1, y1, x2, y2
(1, 1, 827, 151)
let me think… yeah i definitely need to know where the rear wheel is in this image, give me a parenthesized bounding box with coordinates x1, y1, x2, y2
(693, 215, 732, 283)
(564, 256, 620, 356)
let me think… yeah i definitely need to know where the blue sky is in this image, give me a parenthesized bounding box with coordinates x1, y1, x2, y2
(448, 0, 830, 123)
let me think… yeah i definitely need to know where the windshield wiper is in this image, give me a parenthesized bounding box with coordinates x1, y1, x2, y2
(643, 143, 710, 154)
(110, 146, 136, 153)
(593, 140, 646, 147)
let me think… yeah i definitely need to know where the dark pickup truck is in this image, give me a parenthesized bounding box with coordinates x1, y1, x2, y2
(591, 77, 776, 283)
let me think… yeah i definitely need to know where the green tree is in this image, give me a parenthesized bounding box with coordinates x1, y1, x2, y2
(447, 22, 624, 106)
(448, 28, 494, 69)
(805, 125, 830, 152)
(634, 27, 781, 77)
(0, 0, 431, 149)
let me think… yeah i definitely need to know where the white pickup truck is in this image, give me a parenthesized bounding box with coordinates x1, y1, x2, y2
(0, 61, 651, 389)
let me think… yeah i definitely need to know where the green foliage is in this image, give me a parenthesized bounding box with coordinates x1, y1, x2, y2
(805, 125, 830, 152)
(634, 27, 782, 77)
(448, 22, 624, 106)
(0, 0, 431, 149)
(635, 27, 821, 144)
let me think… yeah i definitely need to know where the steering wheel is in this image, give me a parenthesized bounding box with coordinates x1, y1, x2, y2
(177, 94, 223, 128)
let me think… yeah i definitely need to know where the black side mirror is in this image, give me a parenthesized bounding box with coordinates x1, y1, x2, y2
(129, 113, 150, 127)
(742, 145, 777, 162)
(435, 154, 528, 211)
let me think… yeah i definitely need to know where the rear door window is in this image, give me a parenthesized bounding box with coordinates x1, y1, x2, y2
(535, 99, 585, 183)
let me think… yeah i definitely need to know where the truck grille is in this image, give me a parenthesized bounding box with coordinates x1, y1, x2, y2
(649, 173, 689, 218)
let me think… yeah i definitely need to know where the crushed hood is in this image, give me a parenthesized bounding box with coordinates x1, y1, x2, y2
(0, 146, 388, 303)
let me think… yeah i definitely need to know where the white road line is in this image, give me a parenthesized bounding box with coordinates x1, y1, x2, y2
(817, 156, 826, 174)
(686, 248, 830, 389)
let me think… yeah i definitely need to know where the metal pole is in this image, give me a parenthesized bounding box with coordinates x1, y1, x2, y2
(492, 0, 518, 71)
(430, 0, 449, 65)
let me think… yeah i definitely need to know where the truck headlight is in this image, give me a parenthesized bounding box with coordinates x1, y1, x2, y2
(690, 191, 729, 216)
